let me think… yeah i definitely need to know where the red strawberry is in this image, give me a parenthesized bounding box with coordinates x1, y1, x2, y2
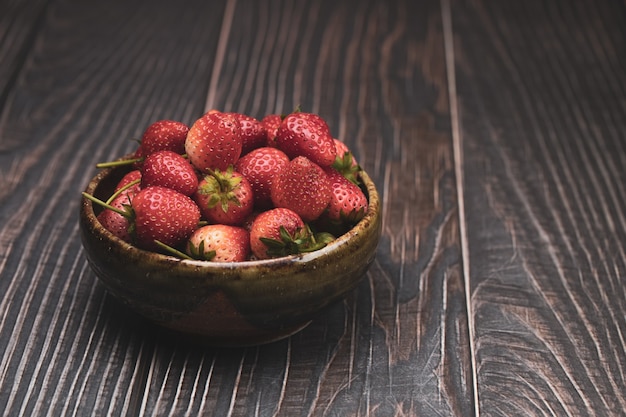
(324, 168, 368, 223)
(270, 156, 331, 222)
(132, 186, 201, 251)
(141, 150, 198, 196)
(234, 146, 290, 209)
(139, 119, 189, 156)
(331, 138, 361, 185)
(96, 120, 190, 170)
(186, 224, 250, 262)
(333, 139, 358, 166)
(227, 113, 267, 155)
(96, 191, 136, 242)
(275, 112, 336, 167)
(193, 166, 253, 226)
(261, 114, 282, 147)
(94, 170, 143, 241)
(249, 208, 306, 259)
(185, 111, 242, 172)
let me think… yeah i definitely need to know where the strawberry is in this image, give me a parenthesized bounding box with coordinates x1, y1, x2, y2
(94, 170, 143, 241)
(249, 208, 334, 259)
(261, 114, 282, 147)
(228, 113, 267, 155)
(270, 156, 331, 222)
(324, 168, 368, 224)
(333, 139, 358, 168)
(234, 146, 290, 209)
(275, 112, 336, 167)
(333, 138, 350, 160)
(193, 166, 253, 226)
(96, 190, 136, 242)
(249, 208, 307, 259)
(331, 138, 361, 185)
(95, 120, 189, 169)
(186, 224, 250, 262)
(139, 120, 189, 156)
(140, 150, 198, 196)
(132, 186, 201, 251)
(185, 111, 242, 172)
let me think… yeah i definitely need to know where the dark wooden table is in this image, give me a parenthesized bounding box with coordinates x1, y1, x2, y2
(1, 0, 624, 415)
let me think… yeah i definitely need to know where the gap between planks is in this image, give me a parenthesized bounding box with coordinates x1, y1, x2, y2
(440, 0, 480, 415)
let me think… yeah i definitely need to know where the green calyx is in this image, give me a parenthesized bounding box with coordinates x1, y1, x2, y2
(185, 240, 217, 261)
(197, 166, 242, 213)
(260, 225, 335, 258)
(332, 152, 362, 185)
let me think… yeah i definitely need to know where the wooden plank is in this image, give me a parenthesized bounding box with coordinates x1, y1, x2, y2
(450, 0, 626, 415)
(131, 0, 474, 415)
(0, 0, 227, 415)
(0, 0, 476, 416)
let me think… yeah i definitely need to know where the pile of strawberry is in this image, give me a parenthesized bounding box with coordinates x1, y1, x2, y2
(83, 109, 368, 262)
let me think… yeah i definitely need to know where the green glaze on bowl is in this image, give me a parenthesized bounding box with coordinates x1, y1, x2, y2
(79, 163, 381, 346)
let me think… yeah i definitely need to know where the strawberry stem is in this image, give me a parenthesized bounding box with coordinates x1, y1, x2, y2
(197, 166, 243, 212)
(154, 240, 193, 260)
(105, 178, 140, 204)
(82, 192, 129, 217)
(96, 157, 143, 169)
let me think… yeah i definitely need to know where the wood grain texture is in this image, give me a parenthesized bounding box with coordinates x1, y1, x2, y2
(0, 0, 227, 415)
(0, 0, 48, 111)
(129, 0, 474, 415)
(4, 0, 624, 415)
(451, 0, 626, 415)
(0, 0, 474, 416)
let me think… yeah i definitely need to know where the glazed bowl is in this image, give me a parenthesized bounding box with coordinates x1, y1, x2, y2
(79, 163, 381, 346)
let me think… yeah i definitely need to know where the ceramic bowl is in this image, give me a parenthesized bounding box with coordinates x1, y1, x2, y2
(79, 162, 381, 346)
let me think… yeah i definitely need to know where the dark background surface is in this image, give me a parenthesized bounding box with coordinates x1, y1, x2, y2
(1, 0, 624, 415)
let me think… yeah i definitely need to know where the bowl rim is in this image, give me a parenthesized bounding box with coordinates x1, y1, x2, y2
(81, 161, 381, 271)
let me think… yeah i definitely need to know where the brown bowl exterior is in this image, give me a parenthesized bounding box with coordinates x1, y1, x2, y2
(79, 163, 381, 346)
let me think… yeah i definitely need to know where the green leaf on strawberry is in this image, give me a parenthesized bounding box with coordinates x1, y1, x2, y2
(197, 166, 243, 212)
(185, 224, 250, 262)
(194, 166, 254, 226)
(259, 225, 319, 258)
(332, 151, 362, 185)
(186, 239, 217, 261)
